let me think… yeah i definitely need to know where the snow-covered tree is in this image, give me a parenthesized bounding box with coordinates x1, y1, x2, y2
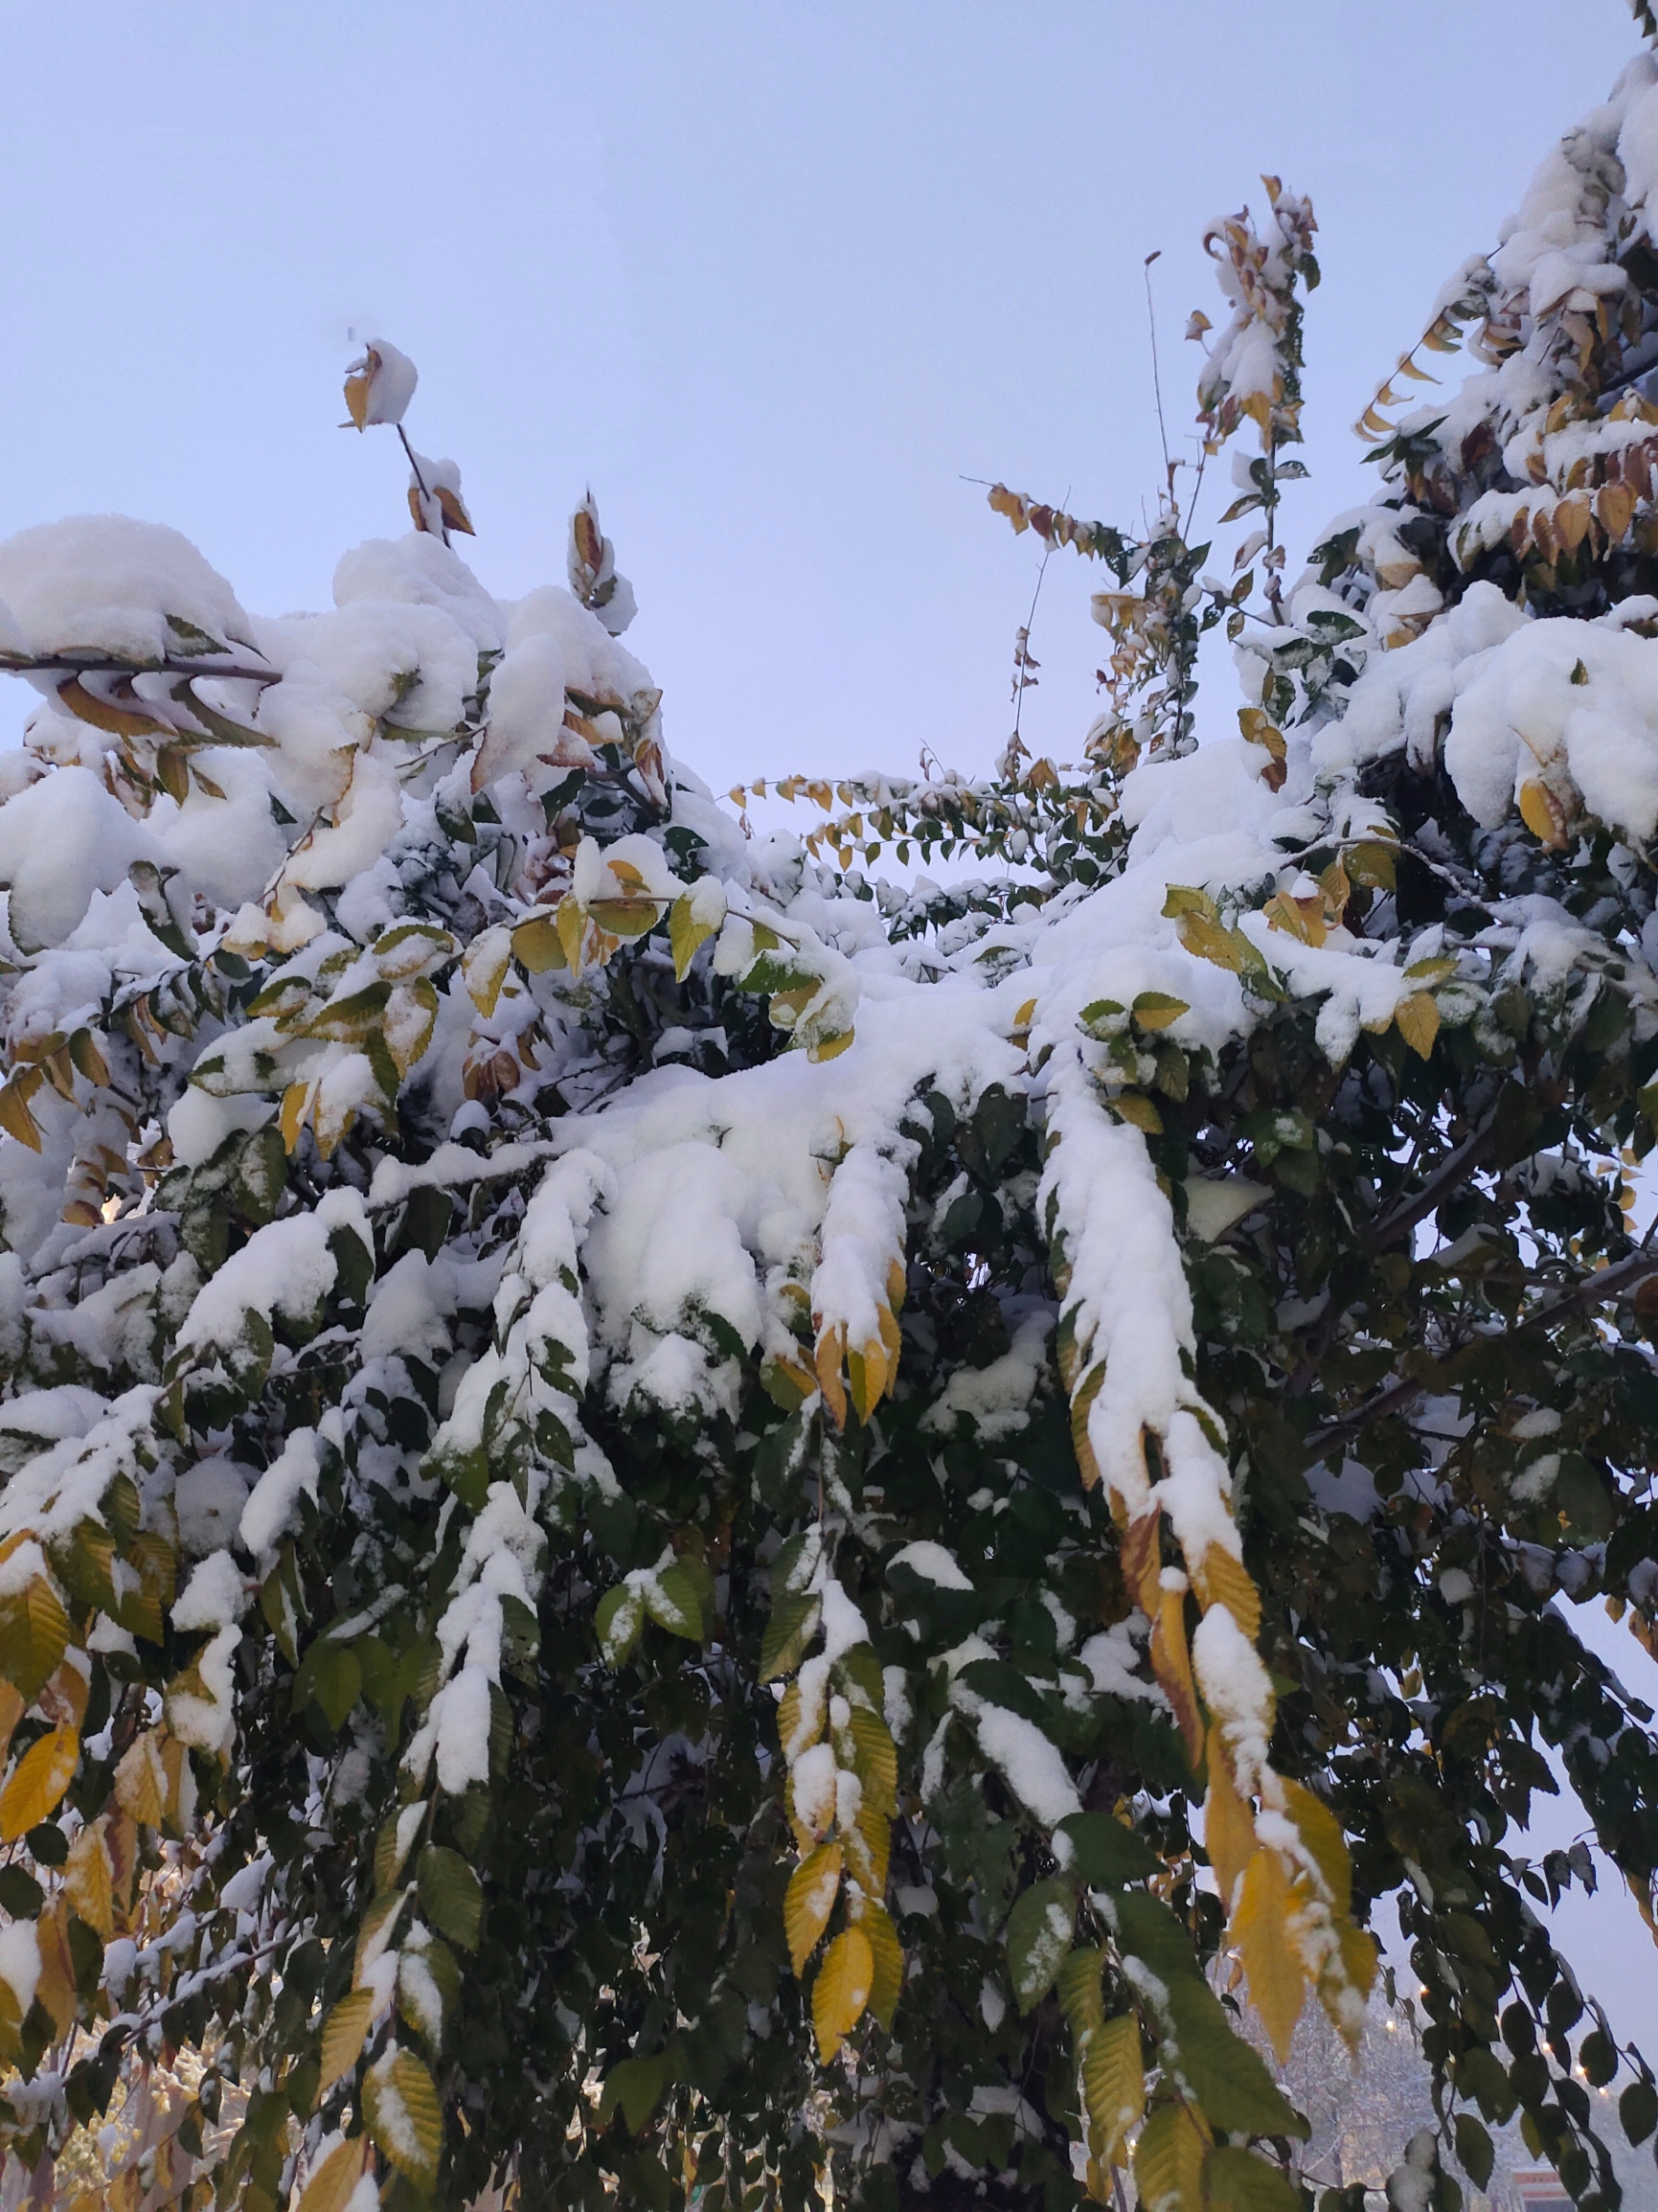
(2, 30, 1658, 2212)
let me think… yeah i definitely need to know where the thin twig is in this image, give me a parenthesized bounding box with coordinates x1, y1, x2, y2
(1144, 252, 1174, 504)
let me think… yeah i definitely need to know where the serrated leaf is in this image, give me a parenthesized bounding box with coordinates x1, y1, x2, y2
(1233, 1846, 1306, 2064)
(114, 1731, 167, 1827)
(1006, 1878, 1077, 2013)
(318, 1988, 375, 2091)
(812, 1926, 874, 2061)
(1081, 2014, 1144, 2169)
(1191, 1544, 1261, 1640)
(1056, 1946, 1106, 2039)
(846, 1704, 897, 1816)
(601, 2049, 673, 2132)
(1110, 1090, 1164, 1134)
(1162, 1978, 1306, 2137)
(364, 2046, 443, 2191)
(511, 911, 569, 974)
(1133, 2102, 1208, 2212)
(294, 2136, 373, 2212)
(853, 1894, 904, 2031)
(784, 1841, 842, 1974)
(417, 1844, 483, 1951)
(761, 1591, 821, 1681)
(0, 1577, 70, 1704)
(0, 1724, 78, 1841)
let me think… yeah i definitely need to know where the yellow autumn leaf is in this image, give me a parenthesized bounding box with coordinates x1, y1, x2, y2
(0, 1684, 22, 1771)
(294, 2136, 374, 2212)
(319, 1987, 376, 2091)
(1081, 2013, 1144, 2170)
(845, 1336, 888, 1424)
(1191, 1544, 1261, 1641)
(364, 2047, 443, 2191)
(1149, 1585, 1203, 1770)
(669, 895, 716, 983)
(1517, 778, 1570, 849)
(114, 1729, 169, 1826)
(1133, 2101, 1208, 2212)
(806, 1023, 855, 1063)
(1279, 1777, 1351, 1917)
(462, 926, 513, 1015)
(1316, 1918, 1380, 2051)
(852, 1894, 904, 2031)
(1395, 991, 1441, 1060)
(812, 1926, 874, 2062)
(0, 1071, 43, 1152)
(1109, 1090, 1164, 1135)
(64, 1819, 115, 1940)
(34, 1901, 77, 2037)
(1233, 1845, 1307, 2064)
(784, 1841, 843, 1975)
(1177, 911, 1248, 973)
(847, 1705, 897, 1818)
(1202, 1724, 1258, 1914)
(0, 1723, 79, 1841)
(511, 911, 569, 976)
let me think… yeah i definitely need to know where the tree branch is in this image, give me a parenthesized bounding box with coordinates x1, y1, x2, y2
(1301, 1246, 1658, 1467)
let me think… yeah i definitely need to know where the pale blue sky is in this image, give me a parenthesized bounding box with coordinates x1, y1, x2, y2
(0, 1, 1643, 788)
(4, 0, 1657, 2066)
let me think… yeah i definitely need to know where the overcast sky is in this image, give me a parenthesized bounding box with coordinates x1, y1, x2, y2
(3, 0, 1657, 2064)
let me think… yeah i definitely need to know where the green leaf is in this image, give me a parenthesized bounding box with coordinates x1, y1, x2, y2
(293, 1641, 361, 1732)
(1621, 2079, 1658, 2145)
(418, 1844, 483, 1951)
(1453, 2113, 1493, 2190)
(1005, 1879, 1078, 2013)
(1058, 1812, 1160, 1888)
(0, 1577, 69, 1704)
(1162, 1979, 1307, 2139)
(1207, 2146, 1303, 2212)
(596, 1584, 644, 1665)
(644, 1562, 706, 1640)
(761, 1591, 820, 1681)
(601, 2049, 675, 2132)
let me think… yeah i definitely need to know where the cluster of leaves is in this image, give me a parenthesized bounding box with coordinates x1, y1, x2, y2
(3, 50, 1658, 2212)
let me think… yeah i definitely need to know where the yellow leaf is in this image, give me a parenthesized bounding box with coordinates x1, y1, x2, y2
(814, 1325, 848, 1430)
(846, 1805, 891, 1894)
(669, 895, 717, 982)
(462, 926, 513, 1015)
(64, 1819, 115, 1940)
(280, 1081, 312, 1154)
(846, 1336, 888, 1425)
(1150, 1586, 1203, 1770)
(1517, 777, 1571, 850)
(114, 1732, 167, 1828)
(1133, 2101, 1208, 2212)
(511, 910, 570, 975)
(1191, 1544, 1261, 1641)
(0, 1683, 20, 1772)
(319, 1988, 376, 2091)
(1316, 1918, 1379, 2050)
(806, 1023, 856, 1064)
(847, 1705, 897, 1817)
(0, 1723, 79, 1840)
(1395, 992, 1441, 1060)
(1081, 2014, 1144, 2170)
(1177, 911, 1247, 973)
(34, 1900, 77, 2037)
(1131, 992, 1191, 1031)
(1234, 1846, 1307, 2064)
(0, 1070, 43, 1152)
(344, 365, 372, 430)
(1279, 1778, 1351, 1917)
(1110, 1090, 1164, 1135)
(852, 1894, 904, 2031)
(785, 1841, 843, 1975)
(365, 2047, 443, 2191)
(812, 1925, 874, 2061)
(1202, 1725, 1257, 1914)
(294, 2136, 374, 2212)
